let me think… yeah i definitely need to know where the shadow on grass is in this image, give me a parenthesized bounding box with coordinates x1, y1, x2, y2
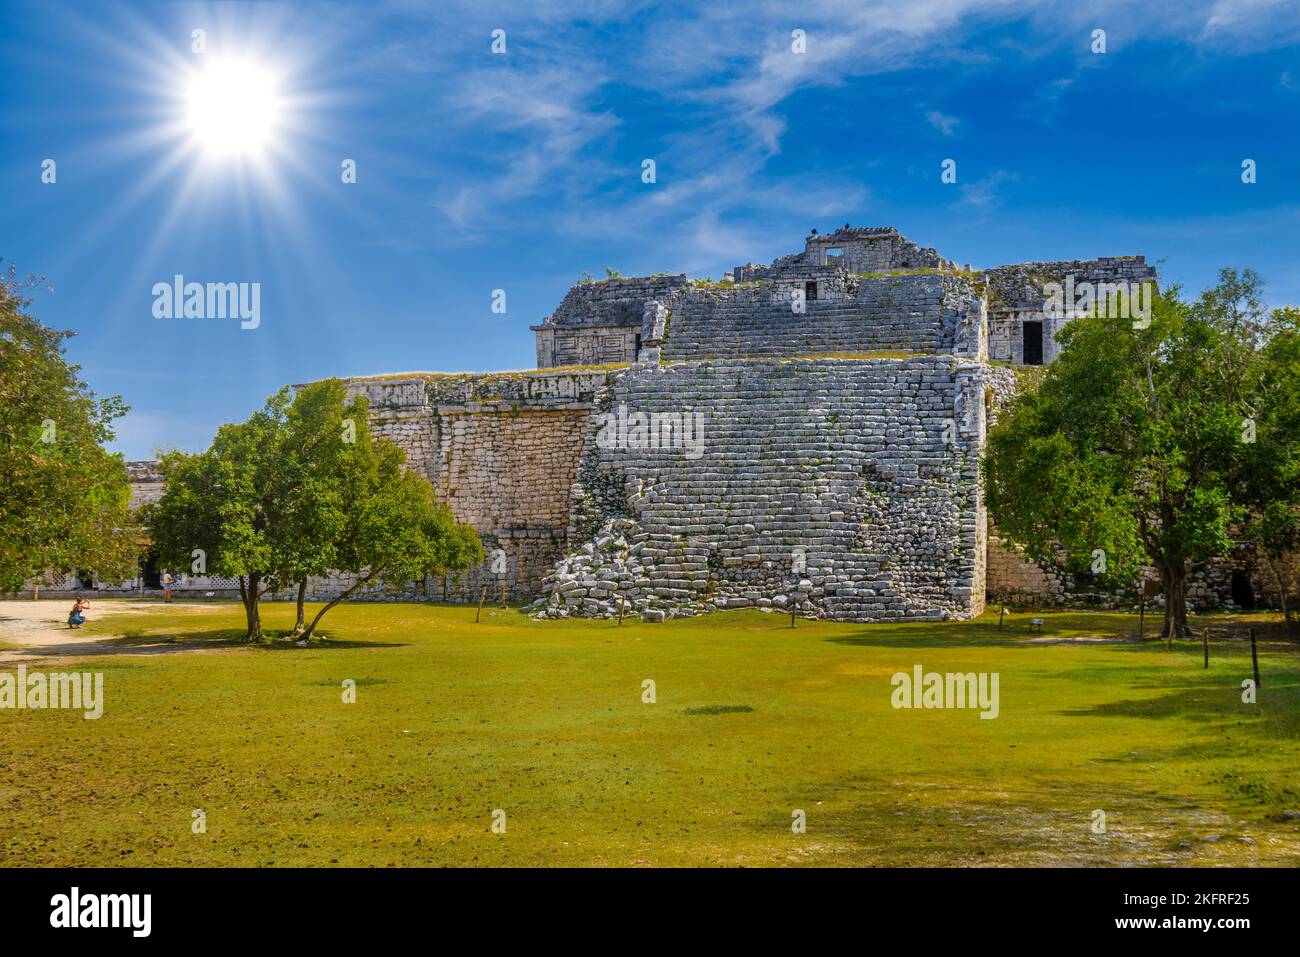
(1058, 676, 1300, 727)
(823, 612, 1298, 654)
(8, 630, 238, 658)
(259, 636, 410, 651)
(104, 627, 248, 648)
(13, 629, 410, 657)
(823, 614, 1144, 649)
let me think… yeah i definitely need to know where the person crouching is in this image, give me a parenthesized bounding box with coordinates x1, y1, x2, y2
(68, 596, 90, 629)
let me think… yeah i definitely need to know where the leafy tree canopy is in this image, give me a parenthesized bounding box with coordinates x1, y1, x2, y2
(0, 265, 136, 592)
(146, 379, 482, 641)
(984, 270, 1297, 637)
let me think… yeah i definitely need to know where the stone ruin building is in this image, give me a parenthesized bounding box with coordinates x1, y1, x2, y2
(32, 226, 1293, 620)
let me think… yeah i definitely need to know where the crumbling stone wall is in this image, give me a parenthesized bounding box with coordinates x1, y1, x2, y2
(749, 225, 956, 275)
(532, 275, 691, 367)
(984, 256, 1157, 364)
(537, 356, 990, 622)
(305, 371, 609, 603)
(986, 530, 1067, 605)
(67, 225, 1293, 622)
(660, 274, 984, 361)
(803, 226, 954, 273)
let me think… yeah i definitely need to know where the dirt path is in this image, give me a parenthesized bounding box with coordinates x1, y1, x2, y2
(0, 600, 219, 662)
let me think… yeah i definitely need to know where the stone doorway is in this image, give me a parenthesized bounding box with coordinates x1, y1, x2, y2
(1022, 320, 1044, 365)
(141, 552, 162, 589)
(1231, 569, 1256, 610)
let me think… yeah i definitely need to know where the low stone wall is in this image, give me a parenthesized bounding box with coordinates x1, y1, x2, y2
(985, 532, 1067, 605)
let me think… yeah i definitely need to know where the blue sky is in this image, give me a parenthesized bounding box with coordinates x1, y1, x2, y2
(2, 0, 1298, 460)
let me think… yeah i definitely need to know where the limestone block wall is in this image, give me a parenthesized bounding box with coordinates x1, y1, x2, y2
(534, 325, 637, 367)
(986, 531, 1067, 605)
(545, 275, 692, 326)
(660, 274, 983, 361)
(437, 407, 587, 531)
(1252, 551, 1300, 610)
(125, 460, 165, 509)
(986, 257, 1157, 310)
(985, 531, 1299, 614)
(984, 256, 1157, 364)
(557, 356, 989, 622)
(802, 227, 955, 273)
(532, 275, 691, 368)
(724, 267, 858, 302)
(306, 371, 608, 603)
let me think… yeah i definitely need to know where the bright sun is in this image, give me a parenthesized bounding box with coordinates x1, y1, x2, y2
(186, 59, 282, 157)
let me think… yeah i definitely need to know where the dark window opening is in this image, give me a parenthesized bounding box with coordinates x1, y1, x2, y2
(1022, 320, 1044, 365)
(634, 332, 642, 356)
(804, 281, 818, 302)
(1230, 570, 1256, 610)
(141, 552, 161, 589)
(77, 572, 96, 590)
(826, 247, 843, 259)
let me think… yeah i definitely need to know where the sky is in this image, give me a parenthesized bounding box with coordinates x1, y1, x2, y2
(2, 0, 1298, 460)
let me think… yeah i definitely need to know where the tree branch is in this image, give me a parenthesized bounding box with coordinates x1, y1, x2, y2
(300, 566, 385, 640)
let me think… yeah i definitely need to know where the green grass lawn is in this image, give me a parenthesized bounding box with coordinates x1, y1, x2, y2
(1, 602, 1298, 867)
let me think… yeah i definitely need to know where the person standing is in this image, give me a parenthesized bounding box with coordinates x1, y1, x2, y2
(162, 571, 174, 604)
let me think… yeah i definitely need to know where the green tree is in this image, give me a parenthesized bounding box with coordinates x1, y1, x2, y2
(983, 273, 1278, 639)
(146, 380, 481, 641)
(270, 380, 366, 634)
(1238, 305, 1300, 624)
(0, 266, 138, 593)
(147, 390, 286, 640)
(297, 438, 483, 641)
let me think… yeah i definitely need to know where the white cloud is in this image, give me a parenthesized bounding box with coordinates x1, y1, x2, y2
(1201, 0, 1300, 43)
(369, 0, 1300, 257)
(926, 110, 961, 136)
(956, 169, 1020, 220)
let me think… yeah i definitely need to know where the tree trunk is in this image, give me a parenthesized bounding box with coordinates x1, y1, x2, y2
(298, 570, 380, 642)
(1263, 553, 1294, 627)
(239, 573, 264, 642)
(1159, 561, 1191, 641)
(291, 579, 308, 636)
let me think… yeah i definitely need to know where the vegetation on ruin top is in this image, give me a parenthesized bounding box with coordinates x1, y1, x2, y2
(347, 364, 627, 385)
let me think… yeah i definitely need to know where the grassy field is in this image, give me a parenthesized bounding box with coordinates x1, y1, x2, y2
(1, 601, 1298, 867)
